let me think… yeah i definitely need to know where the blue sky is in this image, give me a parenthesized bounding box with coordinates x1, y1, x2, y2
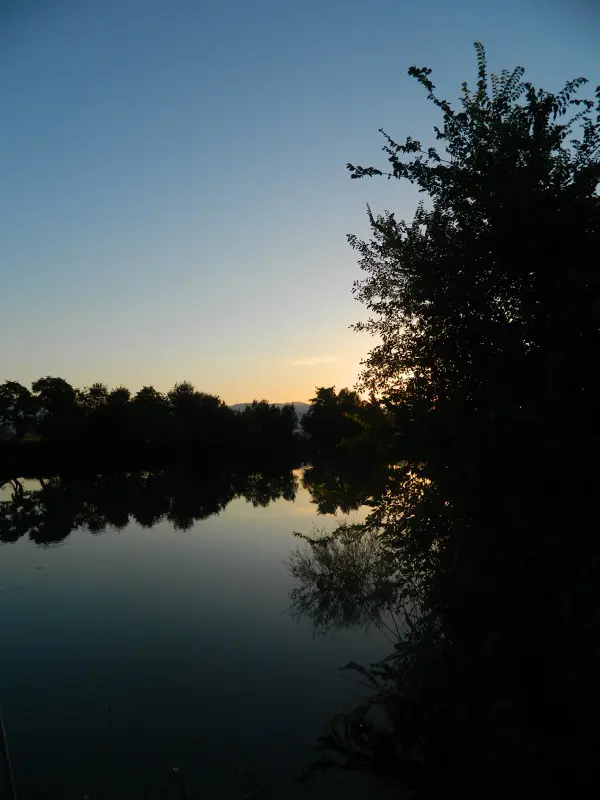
(1, 0, 598, 402)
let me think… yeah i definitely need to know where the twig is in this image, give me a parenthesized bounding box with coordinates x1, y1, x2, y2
(0, 707, 18, 800)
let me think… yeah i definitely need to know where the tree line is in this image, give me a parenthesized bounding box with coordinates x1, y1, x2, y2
(0, 378, 301, 464)
(0, 375, 398, 472)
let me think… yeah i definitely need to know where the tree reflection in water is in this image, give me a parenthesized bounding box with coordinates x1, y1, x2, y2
(290, 445, 600, 797)
(0, 465, 299, 546)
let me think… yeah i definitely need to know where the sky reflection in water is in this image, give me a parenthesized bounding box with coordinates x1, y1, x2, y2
(0, 472, 391, 799)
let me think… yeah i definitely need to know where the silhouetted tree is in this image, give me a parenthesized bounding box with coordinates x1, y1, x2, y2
(104, 386, 132, 443)
(79, 382, 110, 445)
(294, 44, 600, 798)
(130, 385, 170, 448)
(238, 400, 298, 453)
(348, 43, 600, 448)
(1, 376, 303, 467)
(0, 380, 35, 441)
(80, 382, 109, 413)
(80, 384, 133, 447)
(301, 387, 364, 451)
(31, 376, 80, 442)
(167, 382, 236, 450)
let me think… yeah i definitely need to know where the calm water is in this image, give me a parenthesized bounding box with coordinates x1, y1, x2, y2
(0, 469, 391, 799)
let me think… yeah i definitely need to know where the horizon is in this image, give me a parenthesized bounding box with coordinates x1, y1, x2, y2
(0, 373, 316, 407)
(2, 0, 598, 404)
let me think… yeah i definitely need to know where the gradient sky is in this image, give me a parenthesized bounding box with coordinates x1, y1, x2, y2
(1, 0, 598, 403)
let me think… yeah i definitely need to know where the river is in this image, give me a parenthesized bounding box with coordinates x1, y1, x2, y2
(0, 467, 392, 799)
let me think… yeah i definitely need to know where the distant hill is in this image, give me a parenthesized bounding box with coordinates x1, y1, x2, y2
(229, 402, 310, 416)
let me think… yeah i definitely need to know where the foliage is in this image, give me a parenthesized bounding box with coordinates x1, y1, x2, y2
(0, 377, 302, 466)
(347, 42, 600, 433)
(0, 381, 35, 441)
(31, 376, 80, 442)
(301, 386, 393, 458)
(1, 376, 392, 469)
(291, 43, 600, 797)
(301, 387, 363, 450)
(238, 399, 298, 450)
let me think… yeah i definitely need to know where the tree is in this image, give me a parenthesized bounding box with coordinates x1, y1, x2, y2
(167, 381, 199, 416)
(80, 384, 132, 446)
(167, 382, 234, 449)
(133, 385, 167, 409)
(295, 45, 600, 796)
(238, 400, 298, 452)
(348, 42, 600, 448)
(31, 376, 79, 442)
(108, 386, 131, 405)
(131, 386, 170, 446)
(105, 386, 132, 440)
(80, 382, 109, 413)
(168, 383, 227, 423)
(0, 381, 35, 441)
(279, 403, 299, 440)
(301, 387, 364, 450)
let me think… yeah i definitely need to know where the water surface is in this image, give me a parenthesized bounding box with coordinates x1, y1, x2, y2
(0, 470, 390, 799)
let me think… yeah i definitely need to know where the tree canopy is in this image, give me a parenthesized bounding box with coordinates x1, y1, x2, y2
(348, 42, 600, 440)
(0, 376, 303, 469)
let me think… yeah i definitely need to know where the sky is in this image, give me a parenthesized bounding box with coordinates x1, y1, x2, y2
(1, 0, 598, 403)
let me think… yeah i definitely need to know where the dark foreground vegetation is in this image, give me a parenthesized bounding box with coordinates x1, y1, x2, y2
(289, 44, 600, 798)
